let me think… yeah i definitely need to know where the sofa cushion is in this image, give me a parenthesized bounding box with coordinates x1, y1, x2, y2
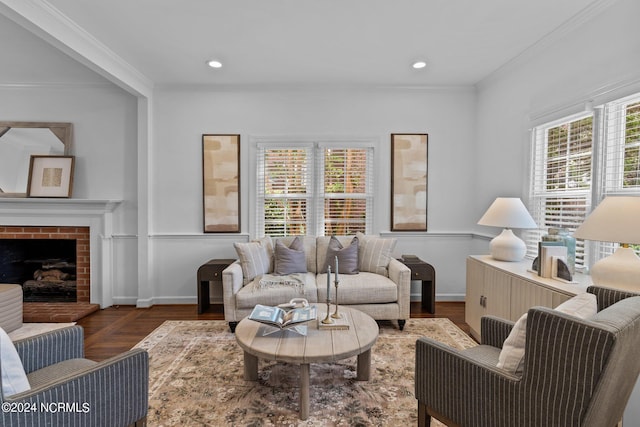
(234, 236, 274, 285)
(317, 236, 351, 274)
(235, 272, 318, 309)
(320, 236, 359, 274)
(356, 232, 397, 277)
(1, 326, 31, 396)
(497, 292, 597, 375)
(274, 237, 307, 275)
(277, 236, 318, 273)
(317, 272, 398, 304)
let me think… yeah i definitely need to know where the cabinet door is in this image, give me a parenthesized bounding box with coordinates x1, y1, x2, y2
(465, 257, 485, 338)
(483, 264, 511, 321)
(510, 276, 572, 321)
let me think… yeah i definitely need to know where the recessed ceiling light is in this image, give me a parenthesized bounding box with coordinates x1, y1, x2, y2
(412, 61, 427, 69)
(207, 60, 222, 69)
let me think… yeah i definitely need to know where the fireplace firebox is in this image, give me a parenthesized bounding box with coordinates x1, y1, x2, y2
(0, 226, 90, 303)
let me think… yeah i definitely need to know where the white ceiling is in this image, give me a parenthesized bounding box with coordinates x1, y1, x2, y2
(1, 0, 609, 88)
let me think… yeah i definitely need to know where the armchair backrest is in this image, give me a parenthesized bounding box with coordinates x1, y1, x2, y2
(522, 287, 640, 427)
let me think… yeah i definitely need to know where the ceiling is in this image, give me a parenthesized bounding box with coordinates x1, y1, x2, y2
(1, 0, 609, 89)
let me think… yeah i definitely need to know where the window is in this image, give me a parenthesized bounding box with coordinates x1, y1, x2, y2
(257, 142, 373, 237)
(527, 93, 640, 269)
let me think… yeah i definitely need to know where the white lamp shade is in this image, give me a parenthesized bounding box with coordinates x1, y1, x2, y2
(478, 197, 537, 262)
(573, 196, 640, 291)
(573, 196, 640, 244)
(477, 197, 538, 229)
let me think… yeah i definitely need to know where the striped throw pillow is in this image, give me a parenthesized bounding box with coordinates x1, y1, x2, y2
(356, 232, 397, 277)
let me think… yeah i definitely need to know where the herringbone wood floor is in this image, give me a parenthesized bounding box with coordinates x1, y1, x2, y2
(76, 302, 469, 361)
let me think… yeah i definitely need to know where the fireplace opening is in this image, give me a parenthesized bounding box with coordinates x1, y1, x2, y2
(0, 239, 77, 302)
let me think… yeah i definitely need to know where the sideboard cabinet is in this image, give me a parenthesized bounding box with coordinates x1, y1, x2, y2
(465, 255, 591, 341)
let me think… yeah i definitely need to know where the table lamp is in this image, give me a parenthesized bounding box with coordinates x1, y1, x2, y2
(573, 196, 640, 291)
(478, 197, 538, 262)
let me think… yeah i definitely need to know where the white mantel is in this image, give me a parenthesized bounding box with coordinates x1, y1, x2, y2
(0, 198, 123, 308)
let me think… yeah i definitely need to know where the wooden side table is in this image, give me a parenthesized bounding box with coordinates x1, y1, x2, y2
(399, 256, 436, 314)
(197, 259, 235, 314)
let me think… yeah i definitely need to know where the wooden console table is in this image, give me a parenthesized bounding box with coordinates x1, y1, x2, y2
(197, 259, 235, 314)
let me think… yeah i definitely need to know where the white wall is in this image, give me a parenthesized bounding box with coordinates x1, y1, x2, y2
(149, 86, 478, 302)
(474, 0, 640, 227)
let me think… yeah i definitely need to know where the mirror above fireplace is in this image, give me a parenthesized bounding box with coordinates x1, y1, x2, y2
(0, 121, 73, 197)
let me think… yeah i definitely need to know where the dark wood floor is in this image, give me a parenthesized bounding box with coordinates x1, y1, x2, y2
(77, 301, 469, 361)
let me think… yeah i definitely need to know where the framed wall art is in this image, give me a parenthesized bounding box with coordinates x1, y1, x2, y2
(391, 133, 428, 231)
(27, 155, 75, 198)
(202, 134, 240, 233)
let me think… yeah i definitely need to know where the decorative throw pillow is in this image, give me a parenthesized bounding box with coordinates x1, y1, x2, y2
(274, 236, 307, 275)
(356, 232, 397, 276)
(233, 236, 274, 285)
(323, 236, 359, 274)
(0, 327, 30, 396)
(497, 292, 597, 375)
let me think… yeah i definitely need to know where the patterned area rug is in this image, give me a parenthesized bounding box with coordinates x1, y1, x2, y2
(134, 318, 477, 426)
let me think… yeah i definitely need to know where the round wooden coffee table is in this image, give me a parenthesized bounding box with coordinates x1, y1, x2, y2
(235, 305, 379, 420)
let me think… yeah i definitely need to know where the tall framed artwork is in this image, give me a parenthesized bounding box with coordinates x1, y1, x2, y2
(391, 133, 428, 231)
(202, 134, 240, 233)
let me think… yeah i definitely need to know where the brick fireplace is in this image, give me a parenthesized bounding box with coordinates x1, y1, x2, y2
(0, 226, 90, 302)
(0, 198, 122, 314)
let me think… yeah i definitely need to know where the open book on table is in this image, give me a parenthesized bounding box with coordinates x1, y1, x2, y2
(249, 303, 317, 329)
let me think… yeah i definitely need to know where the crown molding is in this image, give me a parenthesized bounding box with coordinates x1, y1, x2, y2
(0, 0, 153, 98)
(155, 82, 475, 94)
(476, 0, 620, 91)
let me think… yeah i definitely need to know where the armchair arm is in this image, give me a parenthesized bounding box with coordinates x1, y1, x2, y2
(388, 258, 411, 319)
(587, 285, 640, 311)
(222, 261, 243, 321)
(415, 337, 521, 426)
(480, 315, 514, 348)
(2, 348, 149, 427)
(14, 326, 84, 373)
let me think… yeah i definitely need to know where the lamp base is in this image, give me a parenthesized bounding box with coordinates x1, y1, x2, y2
(590, 247, 640, 292)
(490, 229, 527, 262)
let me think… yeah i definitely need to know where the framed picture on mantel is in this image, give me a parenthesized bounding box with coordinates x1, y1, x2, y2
(391, 133, 428, 231)
(27, 155, 75, 198)
(202, 134, 240, 233)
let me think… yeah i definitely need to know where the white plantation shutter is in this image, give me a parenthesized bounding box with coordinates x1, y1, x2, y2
(316, 144, 373, 236)
(526, 113, 593, 268)
(595, 95, 640, 261)
(257, 144, 314, 237)
(257, 140, 374, 237)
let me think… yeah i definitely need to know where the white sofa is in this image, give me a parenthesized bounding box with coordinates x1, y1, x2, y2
(222, 234, 411, 332)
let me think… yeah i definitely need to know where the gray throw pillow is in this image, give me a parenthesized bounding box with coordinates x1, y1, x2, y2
(323, 236, 359, 274)
(274, 236, 307, 275)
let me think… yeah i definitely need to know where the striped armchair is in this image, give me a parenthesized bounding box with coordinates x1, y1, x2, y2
(1, 326, 148, 427)
(415, 286, 640, 427)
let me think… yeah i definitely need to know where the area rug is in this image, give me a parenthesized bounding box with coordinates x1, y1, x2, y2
(134, 319, 477, 426)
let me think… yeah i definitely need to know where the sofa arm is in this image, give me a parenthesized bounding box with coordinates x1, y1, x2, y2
(388, 258, 411, 319)
(222, 261, 243, 321)
(14, 326, 84, 374)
